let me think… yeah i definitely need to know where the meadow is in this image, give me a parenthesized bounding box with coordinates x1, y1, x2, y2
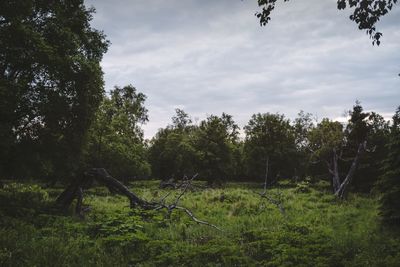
(1, 179, 399, 267)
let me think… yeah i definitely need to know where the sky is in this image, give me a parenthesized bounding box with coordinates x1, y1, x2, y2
(85, 0, 400, 139)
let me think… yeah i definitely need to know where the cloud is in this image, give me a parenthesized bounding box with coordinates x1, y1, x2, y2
(86, 0, 400, 138)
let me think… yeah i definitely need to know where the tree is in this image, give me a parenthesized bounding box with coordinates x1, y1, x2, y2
(256, 0, 398, 45)
(308, 119, 346, 193)
(149, 109, 197, 181)
(0, 0, 108, 180)
(243, 113, 296, 183)
(85, 85, 150, 180)
(308, 104, 371, 198)
(376, 106, 400, 225)
(194, 113, 240, 185)
(293, 111, 315, 179)
(349, 109, 390, 192)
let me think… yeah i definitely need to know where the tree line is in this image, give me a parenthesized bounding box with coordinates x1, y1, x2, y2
(92, 90, 400, 224)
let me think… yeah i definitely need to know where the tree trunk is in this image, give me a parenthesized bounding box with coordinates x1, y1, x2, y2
(326, 141, 366, 199)
(56, 168, 149, 212)
(263, 156, 269, 194)
(334, 142, 366, 198)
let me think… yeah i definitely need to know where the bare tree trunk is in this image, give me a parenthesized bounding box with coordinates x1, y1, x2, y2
(263, 156, 269, 194)
(334, 142, 366, 198)
(75, 187, 84, 218)
(331, 148, 341, 193)
(325, 141, 366, 199)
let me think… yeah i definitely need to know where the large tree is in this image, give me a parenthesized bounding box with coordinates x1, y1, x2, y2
(376, 106, 400, 225)
(85, 85, 150, 181)
(308, 103, 374, 197)
(347, 108, 390, 192)
(243, 113, 296, 183)
(194, 113, 240, 185)
(0, 0, 108, 180)
(256, 0, 398, 45)
(148, 109, 198, 181)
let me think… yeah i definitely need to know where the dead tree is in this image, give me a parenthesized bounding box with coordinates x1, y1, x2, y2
(56, 168, 221, 230)
(327, 141, 367, 199)
(56, 168, 148, 210)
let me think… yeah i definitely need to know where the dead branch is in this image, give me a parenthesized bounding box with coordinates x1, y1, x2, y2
(159, 174, 205, 191)
(56, 169, 221, 230)
(172, 174, 198, 207)
(256, 190, 286, 216)
(174, 206, 222, 231)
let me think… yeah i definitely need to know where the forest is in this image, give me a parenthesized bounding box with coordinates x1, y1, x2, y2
(1, 1, 399, 266)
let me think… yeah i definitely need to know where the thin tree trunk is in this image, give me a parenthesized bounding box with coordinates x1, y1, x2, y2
(334, 141, 366, 198)
(332, 148, 341, 193)
(263, 155, 269, 194)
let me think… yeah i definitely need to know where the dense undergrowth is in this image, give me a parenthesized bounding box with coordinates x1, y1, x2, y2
(0, 180, 399, 267)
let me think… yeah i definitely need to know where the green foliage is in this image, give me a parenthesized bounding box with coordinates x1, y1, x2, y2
(0, 0, 109, 180)
(149, 111, 241, 184)
(193, 113, 240, 184)
(351, 108, 390, 192)
(243, 112, 296, 180)
(295, 176, 312, 193)
(0, 183, 49, 218)
(1, 181, 400, 266)
(149, 109, 198, 180)
(307, 102, 391, 194)
(376, 106, 400, 225)
(85, 85, 150, 180)
(308, 118, 344, 160)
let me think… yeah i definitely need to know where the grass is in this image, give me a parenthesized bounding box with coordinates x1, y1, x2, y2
(0, 180, 399, 266)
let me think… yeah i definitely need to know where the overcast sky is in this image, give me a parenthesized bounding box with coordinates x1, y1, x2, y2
(85, 0, 400, 139)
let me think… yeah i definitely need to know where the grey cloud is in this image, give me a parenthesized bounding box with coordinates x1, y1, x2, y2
(85, 0, 400, 138)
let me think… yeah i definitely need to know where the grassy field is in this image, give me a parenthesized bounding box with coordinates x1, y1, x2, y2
(0, 180, 399, 267)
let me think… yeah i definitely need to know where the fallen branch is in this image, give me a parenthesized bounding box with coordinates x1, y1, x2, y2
(259, 191, 286, 216)
(255, 190, 286, 216)
(160, 174, 206, 191)
(174, 206, 222, 231)
(56, 169, 221, 231)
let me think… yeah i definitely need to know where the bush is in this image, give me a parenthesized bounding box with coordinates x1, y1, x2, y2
(0, 183, 49, 218)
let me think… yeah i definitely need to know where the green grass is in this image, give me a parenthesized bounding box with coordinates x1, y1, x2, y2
(0, 180, 399, 266)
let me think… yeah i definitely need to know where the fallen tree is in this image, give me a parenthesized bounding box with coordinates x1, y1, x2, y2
(56, 168, 221, 230)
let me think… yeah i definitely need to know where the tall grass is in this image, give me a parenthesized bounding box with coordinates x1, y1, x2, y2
(0, 180, 399, 266)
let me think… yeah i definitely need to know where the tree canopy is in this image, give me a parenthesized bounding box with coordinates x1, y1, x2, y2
(376, 106, 400, 224)
(85, 85, 150, 180)
(0, 0, 109, 180)
(244, 113, 296, 181)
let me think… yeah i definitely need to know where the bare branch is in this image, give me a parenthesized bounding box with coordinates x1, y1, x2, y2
(174, 206, 223, 231)
(56, 170, 222, 231)
(173, 173, 198, 207)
